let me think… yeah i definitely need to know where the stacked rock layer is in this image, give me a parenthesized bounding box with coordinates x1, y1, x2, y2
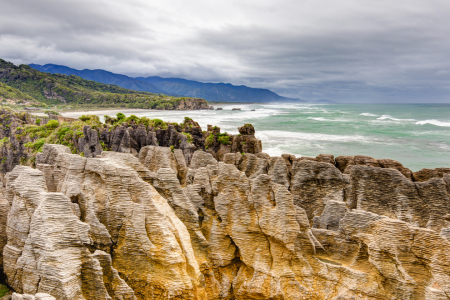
(1, 144, 450, 300)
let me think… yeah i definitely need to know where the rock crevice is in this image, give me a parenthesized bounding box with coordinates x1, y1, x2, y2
(1, 144, 450, 299)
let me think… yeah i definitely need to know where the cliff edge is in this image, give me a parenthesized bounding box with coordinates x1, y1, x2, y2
(1, 140, 450, 299)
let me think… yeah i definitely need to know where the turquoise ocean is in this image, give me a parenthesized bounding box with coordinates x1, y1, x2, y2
(63, 103, 450, 171)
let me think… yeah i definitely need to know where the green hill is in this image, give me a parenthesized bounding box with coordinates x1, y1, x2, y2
(0, 59, 207, 109)
(0, 82, 37, 104)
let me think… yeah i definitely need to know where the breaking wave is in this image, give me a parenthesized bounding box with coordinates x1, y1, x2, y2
(377, 115, 415, 122)
(415, 119, 450, 127)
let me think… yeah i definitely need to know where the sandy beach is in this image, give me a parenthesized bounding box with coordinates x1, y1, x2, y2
(31, 108, 150, 118)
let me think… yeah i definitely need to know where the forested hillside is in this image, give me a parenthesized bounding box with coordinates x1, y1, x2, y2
(0, 59, 208, 109)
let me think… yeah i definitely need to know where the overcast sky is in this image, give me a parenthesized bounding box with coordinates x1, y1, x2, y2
(1, 0, 449, 102)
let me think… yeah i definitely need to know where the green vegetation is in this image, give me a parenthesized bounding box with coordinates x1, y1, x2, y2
(105, 113, 169, 129)
(35, 118, 41, 125)
(217, 133, 231, 145)
(21, 116, 102, 154)
(0, 82, 36, 103)
(0, 284, 9, 297)
(117, 112, 126, 121)
(170, 145, 175, 153)
(205, 132, 231, 149)
(45, 110, 60, 115)
(18, 112, 179, 158)
(0, 137, 9, 147)
(100, 141, 107, 151)
(79, 115, 100, 123)
(205, 133, 215, 149)
(46, 119, 59, 129)
(182, 132, 193, 143)
(0, 59, 208, 109)
(181, 116, 194, 128)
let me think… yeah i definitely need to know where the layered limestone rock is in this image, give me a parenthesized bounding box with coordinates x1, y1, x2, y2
(0, 185, 9, 280)
(2, 144, 450, 299)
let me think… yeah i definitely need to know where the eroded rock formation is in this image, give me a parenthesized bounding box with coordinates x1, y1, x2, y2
(1, 144, 450, 299)
(0, 109, 261, 172)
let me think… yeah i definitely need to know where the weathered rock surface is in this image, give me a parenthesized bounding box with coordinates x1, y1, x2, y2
(0, 186, 9, 281)
(0, 109, 33, 173)
(2, 144, 450, 299)
(0, 109, 264, 171)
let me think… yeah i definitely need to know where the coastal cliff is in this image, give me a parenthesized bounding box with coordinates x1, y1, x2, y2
(1, 112, 450, 299)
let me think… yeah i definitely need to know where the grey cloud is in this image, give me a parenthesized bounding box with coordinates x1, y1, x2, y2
(0, 0, 449, 102)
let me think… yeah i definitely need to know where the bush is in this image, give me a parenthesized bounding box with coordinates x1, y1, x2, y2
(125, 115, 139, 123)
(79, 115, 100, 123)
(57, 126, 71, 140)
(35, 118, 41, 125)
(116, 112, 126, 120)
(46, 119, 59, 129)
(151, 119, 165, 128)
(45, 110, 60, 115)
(25, 138, 45, 152)
(76, 130, 84, 138)
(205, 133, 215, 148)
(217, 134, 230, 145)
(104, 115, 118, 125)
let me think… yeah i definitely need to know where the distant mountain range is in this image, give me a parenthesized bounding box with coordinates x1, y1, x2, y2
(30, 64, 307, 103)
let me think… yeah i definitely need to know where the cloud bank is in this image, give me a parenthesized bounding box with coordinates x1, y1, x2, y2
(1, 0, 449, 102)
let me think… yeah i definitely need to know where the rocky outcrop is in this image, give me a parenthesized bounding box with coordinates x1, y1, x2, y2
(335, 155, 413, 179)
(0, 109, 33, 173)
(174, 98, 210, 110)
(412, 167, 450, 182)
(0, 110, 262, 171)
(1, 144, 450, 299)
(96, 122, 262, 164)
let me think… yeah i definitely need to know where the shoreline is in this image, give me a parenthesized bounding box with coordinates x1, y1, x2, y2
(30, 107, 225, 117)
(28, 103, 256, 117)
(31, 108, 150, 117)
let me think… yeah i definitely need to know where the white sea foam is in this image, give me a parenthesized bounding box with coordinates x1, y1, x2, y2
(433, 143, 450, 150)
(256, 130, 372, 143)
(377, 115, 415, 122)
(260, 104, 317, 110)
(307, 117, 331, 121)
(307, 117, 350, 122)
(415, 119, 450, 127)
(360, 113, 378, 117)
